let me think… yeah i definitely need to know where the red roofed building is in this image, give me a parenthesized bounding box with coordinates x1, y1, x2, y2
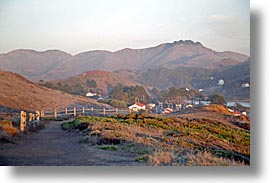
(128, 102, 146, 112)
(162, 108, 173, 114)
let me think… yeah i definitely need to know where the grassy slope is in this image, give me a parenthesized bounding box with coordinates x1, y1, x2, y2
(48, 70, 141, 96)
(62, 108, 250, 166)
(0, 71, 110, 111)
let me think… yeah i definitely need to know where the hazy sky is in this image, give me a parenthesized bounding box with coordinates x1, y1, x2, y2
(0, 0, 250, 55)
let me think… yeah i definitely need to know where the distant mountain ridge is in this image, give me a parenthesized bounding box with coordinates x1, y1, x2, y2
(0, 40, 249, 81)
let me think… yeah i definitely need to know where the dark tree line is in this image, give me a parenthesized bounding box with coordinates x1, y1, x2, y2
(40, 79, 98, 96)
(109, 84, 150, 104)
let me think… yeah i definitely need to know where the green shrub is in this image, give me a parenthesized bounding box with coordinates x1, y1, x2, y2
(98, 145, 118, 151)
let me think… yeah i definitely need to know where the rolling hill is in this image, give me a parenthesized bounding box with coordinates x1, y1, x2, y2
(0, 71, 110, 111)
(113, 59, 250, 101)
(0, 49, 72, 81)
(45, 70, 143, 96)
(0, 40, 249, 81)
(44, 58, 250, 101)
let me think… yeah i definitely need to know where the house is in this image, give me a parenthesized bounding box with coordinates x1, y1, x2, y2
(86, 92, 97, 97)
(97, 97, 104, 101)
(233, 111, 241, 116)
(186, 104, 193, 108)
(218, 79, 225, 86)
(128, 102, 146, 112)
(241, 83, 250, 88)
(146, 103, 156, 110)
(242, 111, 247, 116)
(175, 104, 182, 111)
(162, 108, 173, 114)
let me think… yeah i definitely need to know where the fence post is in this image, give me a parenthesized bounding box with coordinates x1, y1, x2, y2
(36, 111, 40, 121)
(91, 107, 94, 115)
(65, 108, 68, 116)
(20, 111, 27, 132)
(29, 113, 33, 122)
(103, 108, 106, 117)
(116, 108, 118, 114)
(74, 107, 76, 116)
(54, 109, 57, 118)
(82, 107, 85, 115)
(41, 110, 44, 118)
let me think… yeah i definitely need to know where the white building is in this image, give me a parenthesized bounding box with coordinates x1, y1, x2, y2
(128, 102, 146, 112)
(218, 79, 225, 86)
(241, 83, 250, 88)
(86, 92, 97, 97)
(162, 108, 173, 114)
(146, 103, 156, 109)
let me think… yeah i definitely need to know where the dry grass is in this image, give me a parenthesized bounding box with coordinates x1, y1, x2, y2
(184, 151, 245, 166)
(0, 71, 110, 111)
(203, 104, 233, 115)
(62, 112, 250, 166)
(0, 120, 19, 136)
(148, 150, 174, 166)
(51, 70, 140, 96)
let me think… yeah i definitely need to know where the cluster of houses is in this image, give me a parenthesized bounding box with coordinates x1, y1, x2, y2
(86, 92, 104, 101)
(86, 93, 249, 116)
(227, 108, 247, 116)
(128, 102, 193, 114)
(128, 101, 249, 117)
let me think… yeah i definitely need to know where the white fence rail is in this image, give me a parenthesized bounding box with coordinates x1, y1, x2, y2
(19, 107, 130, 132)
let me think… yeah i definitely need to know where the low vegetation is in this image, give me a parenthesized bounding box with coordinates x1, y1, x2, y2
(0, 120, 19, 136)
(0, 120, 19, 144)
(203, 104, 234, 115)
(61, 112, 250, 166)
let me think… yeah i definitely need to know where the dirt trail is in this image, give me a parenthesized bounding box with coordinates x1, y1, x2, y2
(0, 120, 143, 166)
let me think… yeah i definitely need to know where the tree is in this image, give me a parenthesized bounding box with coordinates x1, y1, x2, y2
(209, 93, 226, 105)
(43, 82, 55, 89)
(72, 84, 86, 95)
(61, 84, 72, 93)
(38, 79, 44, 84)
(109, 84, 150, 104)
(86, 80, 97, 88)
(108, 99, 127, 108)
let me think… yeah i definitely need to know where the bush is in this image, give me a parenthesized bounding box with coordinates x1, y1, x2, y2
(184, 151, 245, 166)
(148, 150, 174, 166)
(0, 121, 19, 136)
(107, 99, 127, 108)
(209, 93, 226, 105)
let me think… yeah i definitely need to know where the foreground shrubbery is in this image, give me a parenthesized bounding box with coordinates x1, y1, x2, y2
(0, 120, 19, 136)
(62, 114, 250, 166)
(0, 120, 19, 144)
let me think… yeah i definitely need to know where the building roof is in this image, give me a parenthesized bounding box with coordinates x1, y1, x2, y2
(135, 102, 145, 107)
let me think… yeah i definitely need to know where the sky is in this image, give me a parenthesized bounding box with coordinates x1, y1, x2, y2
(0, 0, 250, 55)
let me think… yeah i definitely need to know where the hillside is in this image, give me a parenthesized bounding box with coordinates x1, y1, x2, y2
(0, 40, 249, 81)
(0, 49, 72, 81)
(43, 58, 250, 101)
(60, 112, 250, 165)
(0, 71, 110, 111)
(140, 67, 212, 90)
(138, 60, 250, 100)
(44, 70, 143, 96)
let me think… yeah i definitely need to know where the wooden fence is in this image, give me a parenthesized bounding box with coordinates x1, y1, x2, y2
(19, 107, 130, 132)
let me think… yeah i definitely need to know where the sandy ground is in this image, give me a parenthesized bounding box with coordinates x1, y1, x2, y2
(0, 120, 144, 166)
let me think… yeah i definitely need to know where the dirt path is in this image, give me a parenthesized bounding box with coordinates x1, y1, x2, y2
(0, 120, 144, 166)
